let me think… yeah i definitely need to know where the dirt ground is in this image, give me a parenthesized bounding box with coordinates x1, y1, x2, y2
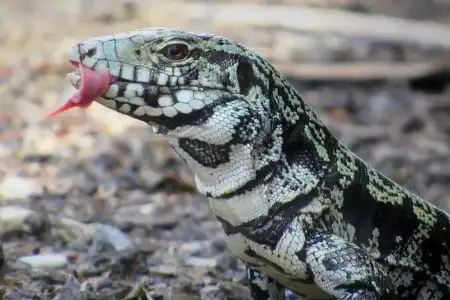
(0, 1, 450, 299)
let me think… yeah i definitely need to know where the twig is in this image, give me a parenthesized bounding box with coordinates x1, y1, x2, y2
(148, 2, 450, 49)
(276, 60, 450, 81)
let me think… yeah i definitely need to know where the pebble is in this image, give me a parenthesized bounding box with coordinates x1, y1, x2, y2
(178, 241, 211, 256)
(184, 256, 218, 268)
(0, 206, 48, 236)
(18, 253, 68, 269)
(20, 126, 96, 160)
(0, 175, 43, 201)
(14, 99, 45, 125)
(20, 128, 61, 158)
(91, 223, 136, 254)
(52, 281, 83, 300)
(216, 253, 239, 271)
(200, 284, 227, 300)
(171, 294, 202, 300)
(113, 201, 158, 227)
(0, 206, 34, 234)
(148, 264, 179, 276)
(52, 217, 95, 242)
(220, 281, 253, 300)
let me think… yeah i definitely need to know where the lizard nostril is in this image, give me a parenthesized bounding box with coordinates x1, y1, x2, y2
(76, 43, 96, 61)
(86, 48, 97, 57)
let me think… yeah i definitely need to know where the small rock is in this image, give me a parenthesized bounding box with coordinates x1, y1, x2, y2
(113, 201, 157, 227)
(171, 294, 201, 300)
(220, 281, 253, 300)
(210, 239, 228, 252)
(20, 126, 96, 160)
(200, 284, 226, 300)
(178, 241, 210, 256)
(18, 253, 68, 269)
(0, 206, 33, 234)
(216, 253, 239, 271)
(0, 206, 47, 236)
(75, 224, 138, 278)
(91, 223, 135, 254)
(0, 143, 14, 158)
(52, 217, 95, 242)
(0, 175, 43, 201)
(184, 256, 218, 268)
(15, 99, 45, 125)
(148, 264, 179, 276)
(79, 275, 116, 294)
(20, 127, 60, 158)
(52, 281, 83, 300)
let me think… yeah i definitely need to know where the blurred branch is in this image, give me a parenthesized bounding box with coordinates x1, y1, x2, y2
(277, 59, 450, 81)
(151, 2, 450, 49)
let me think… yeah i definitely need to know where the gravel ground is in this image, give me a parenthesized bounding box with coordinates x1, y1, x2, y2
(1, 1, 450, 299)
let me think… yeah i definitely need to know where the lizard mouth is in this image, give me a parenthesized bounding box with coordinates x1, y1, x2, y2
(45, 61, 116, 117)
(45, 59, 216, 129)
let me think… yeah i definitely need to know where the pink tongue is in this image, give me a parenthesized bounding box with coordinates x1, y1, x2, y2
(46, 63, 114, 117)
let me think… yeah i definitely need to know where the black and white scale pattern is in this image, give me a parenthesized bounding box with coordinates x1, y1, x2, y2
(65, 27, 450, 300)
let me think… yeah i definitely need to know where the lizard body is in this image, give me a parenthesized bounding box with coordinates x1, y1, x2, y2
(62, 27, 450, 299)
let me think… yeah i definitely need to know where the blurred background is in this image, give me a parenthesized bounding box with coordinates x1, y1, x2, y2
(0, 0, 450, 299)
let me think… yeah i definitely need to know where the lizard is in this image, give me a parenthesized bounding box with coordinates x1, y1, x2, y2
(47, 27, 450, 300)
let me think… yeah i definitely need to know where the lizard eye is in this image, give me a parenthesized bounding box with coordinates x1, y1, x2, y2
(162, 43, 189, 61)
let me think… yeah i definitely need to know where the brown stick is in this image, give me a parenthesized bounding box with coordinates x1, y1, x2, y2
(145, 2, 450, 49)
(276, 60, 450, 81)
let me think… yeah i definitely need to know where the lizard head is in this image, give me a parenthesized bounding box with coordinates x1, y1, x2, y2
(47, 27, 282, 196)
(48, 27, 331, 198)
(50, 27, 271, 136)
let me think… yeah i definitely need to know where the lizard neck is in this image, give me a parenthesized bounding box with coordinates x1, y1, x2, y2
(160, 63, 341, 223)
(167, 129, 324, 225)
(165, 102, 335, 225)
(166, 123, 280, 199)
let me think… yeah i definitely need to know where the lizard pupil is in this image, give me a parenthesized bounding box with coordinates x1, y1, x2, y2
(163, 44, 189, 60)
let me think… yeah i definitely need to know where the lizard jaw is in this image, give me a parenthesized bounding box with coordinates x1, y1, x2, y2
(46, 61, 116, 117)
(64, 70, 185, 135)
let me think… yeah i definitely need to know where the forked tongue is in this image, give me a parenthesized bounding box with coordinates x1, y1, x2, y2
(46, 63, 114, 117)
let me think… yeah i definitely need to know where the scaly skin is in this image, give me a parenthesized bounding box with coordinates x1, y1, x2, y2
(64, 27, 450, 300)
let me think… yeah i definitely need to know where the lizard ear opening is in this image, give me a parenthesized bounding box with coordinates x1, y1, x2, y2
(236, 60, 254, 95)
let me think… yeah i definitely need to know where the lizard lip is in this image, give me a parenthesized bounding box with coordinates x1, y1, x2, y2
(69, 59, 80, 68)
(45, 60, 116, 117)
